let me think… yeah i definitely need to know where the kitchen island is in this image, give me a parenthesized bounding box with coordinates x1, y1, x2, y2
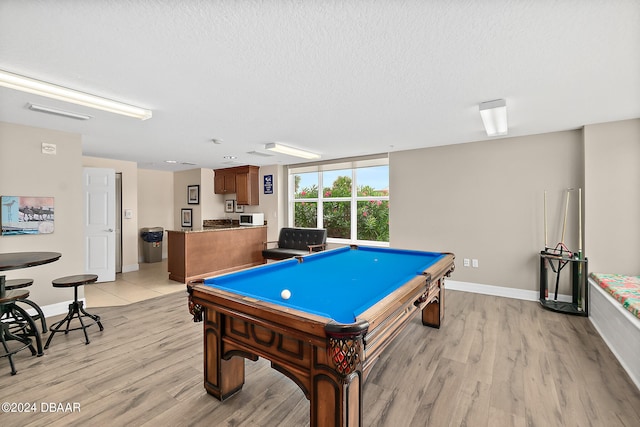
(167, 225, 267, 283)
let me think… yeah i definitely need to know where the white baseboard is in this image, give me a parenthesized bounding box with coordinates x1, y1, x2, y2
(446, 280, 572, 303)
(122, 264, 139, 273)
(20, 299, 84, 319)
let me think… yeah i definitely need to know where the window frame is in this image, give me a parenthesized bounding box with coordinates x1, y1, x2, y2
(288, 156, 389, 246)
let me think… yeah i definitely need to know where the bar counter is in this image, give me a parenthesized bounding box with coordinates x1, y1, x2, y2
(167, 225, 267, 283)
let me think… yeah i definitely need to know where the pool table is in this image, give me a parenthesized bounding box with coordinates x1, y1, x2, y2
(187, 245, 455, 427)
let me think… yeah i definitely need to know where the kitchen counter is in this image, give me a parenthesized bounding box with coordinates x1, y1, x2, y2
(167, 225, 267, 283)
(171, 225, 266, 233)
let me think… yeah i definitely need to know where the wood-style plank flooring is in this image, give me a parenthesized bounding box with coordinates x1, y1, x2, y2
(2, 272, 639, 426)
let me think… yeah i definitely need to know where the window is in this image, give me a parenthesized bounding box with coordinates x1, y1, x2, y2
(289, 157, 389, 244)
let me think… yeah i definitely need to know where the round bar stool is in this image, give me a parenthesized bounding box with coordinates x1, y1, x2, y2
(1, 289, 37, 375)
(44, 274, 103, 349)
(5, 279, 47, 333)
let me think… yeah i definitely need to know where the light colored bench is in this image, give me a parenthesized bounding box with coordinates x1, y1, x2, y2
(588, 272, 640, 390)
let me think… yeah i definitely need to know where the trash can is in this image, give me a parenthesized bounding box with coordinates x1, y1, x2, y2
(140, 227, 164, 263)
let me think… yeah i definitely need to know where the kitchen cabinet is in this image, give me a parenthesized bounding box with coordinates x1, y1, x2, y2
(213, 165, 260, 205)
(214, 169, 236, 194)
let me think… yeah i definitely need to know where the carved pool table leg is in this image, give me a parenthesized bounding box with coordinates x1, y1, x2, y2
(203, 309, 245, 400)
(311, 367, 362, 426)
(422, 278, 445, 328)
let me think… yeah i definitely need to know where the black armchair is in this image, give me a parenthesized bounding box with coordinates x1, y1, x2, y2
(262, 228, 327, 261)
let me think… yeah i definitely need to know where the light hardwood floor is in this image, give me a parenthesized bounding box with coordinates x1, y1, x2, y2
(2, 262, 639, 426)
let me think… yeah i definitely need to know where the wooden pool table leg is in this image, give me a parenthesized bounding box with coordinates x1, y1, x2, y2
(421, 278, 444, 328)
(203, 309, 246, 400)
(311, 370, 362, 427)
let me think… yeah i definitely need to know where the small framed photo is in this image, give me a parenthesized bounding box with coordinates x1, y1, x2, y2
(187, 185, 200, 205)
(181, 208, 193, 227)
(225, 200, 235, 213)
(235, 203, 244, 213)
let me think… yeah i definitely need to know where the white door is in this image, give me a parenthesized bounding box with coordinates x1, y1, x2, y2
(83, 167, 116, 282)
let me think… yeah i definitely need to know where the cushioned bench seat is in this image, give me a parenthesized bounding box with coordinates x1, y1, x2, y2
(588, 272, 640, 390)
(263, 228, 327, 261)
(590, 272, 640, 319)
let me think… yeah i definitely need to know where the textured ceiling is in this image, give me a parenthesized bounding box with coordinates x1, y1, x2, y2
(1, 0, 638, 171)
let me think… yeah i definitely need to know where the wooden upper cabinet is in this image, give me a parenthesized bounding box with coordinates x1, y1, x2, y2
(214, 170, 236, 194)
(213, 165, 260, 205)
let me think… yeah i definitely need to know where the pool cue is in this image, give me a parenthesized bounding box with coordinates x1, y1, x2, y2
(554, 189, 572, 300)
(544, 190, 548, 249)
(577, 188, 584, 310)
(544, 190, 548, 298)
(560, 188, 571, 248)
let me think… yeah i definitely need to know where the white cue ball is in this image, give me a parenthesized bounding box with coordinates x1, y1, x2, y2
(281, 289, 291, 300)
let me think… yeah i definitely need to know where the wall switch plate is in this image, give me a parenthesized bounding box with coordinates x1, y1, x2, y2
(124, 209, 133, 219)
(463, 258, 470, 267)
(472, 259, 479, 268)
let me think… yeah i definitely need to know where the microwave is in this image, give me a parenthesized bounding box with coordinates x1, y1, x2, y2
(239, 213, 264, 226)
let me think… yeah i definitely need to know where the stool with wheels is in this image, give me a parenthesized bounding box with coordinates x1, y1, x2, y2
(44, 274, 103, 349)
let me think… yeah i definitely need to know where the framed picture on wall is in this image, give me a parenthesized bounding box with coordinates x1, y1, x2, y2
(187, 185, 199, 205)
(225, 200, 235, 213)
(1, 195, 55, 235)
(181, 208, 193, 227)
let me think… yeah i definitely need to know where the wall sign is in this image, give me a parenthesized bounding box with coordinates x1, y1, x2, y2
(264, 174, 273, 194)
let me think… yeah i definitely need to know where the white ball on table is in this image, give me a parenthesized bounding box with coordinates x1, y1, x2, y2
(281, 289, 291, 300)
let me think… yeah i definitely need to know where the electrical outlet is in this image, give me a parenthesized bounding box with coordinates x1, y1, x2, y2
(463, 258, 470, 267)
(472, 259, 479, 268)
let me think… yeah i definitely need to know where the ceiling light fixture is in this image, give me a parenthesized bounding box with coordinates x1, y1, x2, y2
(0, 69, 152, 120)
(27, 103, 92, 120)
(479, 99, 508, 136)
(265, 142, 320, 160)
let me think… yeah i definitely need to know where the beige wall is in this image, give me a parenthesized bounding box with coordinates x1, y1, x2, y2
(138, 169, 174, 259)
(0, 122, 84, 307)
(250, 164, 284, 242)
(390, 130, 584, 292)
(584, 118, 640, 275)
(83, 156, 139, 272)
(173, 169, 203, 229)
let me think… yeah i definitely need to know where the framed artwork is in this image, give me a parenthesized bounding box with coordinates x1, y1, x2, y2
(187, 185, 200, 205)
(1, 196, 55, 235)
(225, 200, 235, 213)
(181, 208, 193, 227)
(235, 203, 244, 213)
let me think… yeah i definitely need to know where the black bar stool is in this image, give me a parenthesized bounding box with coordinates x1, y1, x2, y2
(1, 279, 45, 356)
(44, 274, 103, 349)
(1, 289, 37, 375)
(5, 279, 47, 332)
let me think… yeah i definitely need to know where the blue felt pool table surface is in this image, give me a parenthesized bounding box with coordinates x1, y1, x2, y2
(203, 246, 445, 323)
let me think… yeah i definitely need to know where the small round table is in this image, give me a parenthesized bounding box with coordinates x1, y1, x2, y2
(44, 274, 104, 349)
(1, 289, 37, 375)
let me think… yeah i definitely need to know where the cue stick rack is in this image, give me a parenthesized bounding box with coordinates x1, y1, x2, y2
(539, 188, 588, 316)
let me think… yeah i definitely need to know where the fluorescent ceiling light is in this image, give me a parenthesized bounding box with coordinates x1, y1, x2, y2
(479, 99, 508, 136)
(0, 69, 152, 120)
(27, 103, 91, 120)
(265, 142, 320, 159)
